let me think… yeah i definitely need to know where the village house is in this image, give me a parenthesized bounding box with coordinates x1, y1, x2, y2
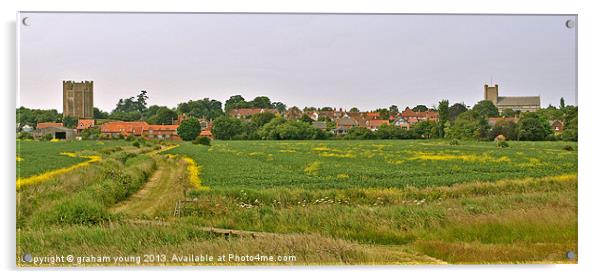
(229, 108, 279, 119)
(400, 107, 439, 124)
(144, 124, 181, 140)
(334, 115, 358, 135)
(21, 124, 33, 133)
(366, 119, 389, 131)
(393, 117, 411, 129)
(99, 120, 213, 141)
(311, 121, 328, 130)
(76, 119, 95, 134)
(284, 107, 303, 120)
(364, 112, 381, 120)
(199, 122, 214, 139)
(100, 121, 150, 138)
(550, 120, 564, 134)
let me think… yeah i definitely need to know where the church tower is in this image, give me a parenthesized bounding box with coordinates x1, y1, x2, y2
(484, 84, 499, 104)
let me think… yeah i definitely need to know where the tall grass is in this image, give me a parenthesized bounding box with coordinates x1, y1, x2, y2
(19, 151, 157, 228)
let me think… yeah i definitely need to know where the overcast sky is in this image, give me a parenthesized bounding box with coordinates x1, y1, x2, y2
(18, 13, 577, 112)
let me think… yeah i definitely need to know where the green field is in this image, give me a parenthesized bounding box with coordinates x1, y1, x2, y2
(165, 140, 578, 189)
(16, 139, 578, 265)
(17, 140, 126, 178)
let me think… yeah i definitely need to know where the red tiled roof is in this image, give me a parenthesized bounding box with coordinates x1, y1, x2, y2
(200, 130, 213, 137)
(76, 119, 95, 130)
(100, 121, 149, 135)
(37, 122, 63, 129)
(365, 112, 380, 119)
(401, 107, 439, 119)
(366, 119, 389, 128)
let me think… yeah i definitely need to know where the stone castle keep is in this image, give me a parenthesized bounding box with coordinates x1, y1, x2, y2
(63, 80, 94, 119)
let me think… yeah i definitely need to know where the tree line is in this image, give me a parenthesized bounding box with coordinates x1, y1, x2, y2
(16, 90, 577, 142)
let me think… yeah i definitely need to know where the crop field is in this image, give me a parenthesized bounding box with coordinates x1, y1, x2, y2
(165, 140, 578, 189)
(16, 139, 578, 265)
(17, 140, 126, 178)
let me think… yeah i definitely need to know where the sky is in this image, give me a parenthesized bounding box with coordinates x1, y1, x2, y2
(18, 13, 577, 112)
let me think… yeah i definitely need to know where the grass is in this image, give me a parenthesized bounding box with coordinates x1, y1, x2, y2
(16, 140, 127, 178)
(111, 155, 188, 218)
(16, 139, 578, 265)
(165, 140, 577, 189)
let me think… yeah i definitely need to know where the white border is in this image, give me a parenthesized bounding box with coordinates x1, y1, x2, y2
(2, 0, 600, 278)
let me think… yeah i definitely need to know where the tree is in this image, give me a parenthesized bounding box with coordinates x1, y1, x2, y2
(560, 97, 565, 109)
(176, 118, 202, 141)
(449, 103, 468, 121)
(472, 100, 499, 117)
(349, 107, 360, 113)
(446, 111, 489, 140)
(389, 105, 399, 116)
(110, 111, 142, 121)
(93, 107, 109, 119)
(517, 112, 551, 141)
(375, 108, 390, 120)
(224, 95, 247, 113)
(274, 121, 322, 140)
(61, 116, 77, 128)
(436, 99, 450, 138)
(412, 105, 428, 112)
(489, 119, 518, 140)
(272, 102, 287, 114)
(148, 107, 178, 125)
(303, 106, 317, 112)
(344, 127, 375, 140)
(501, 108, 517, 118)
(300, 114, 314, 124)
(517, 118, 547, 141)
(16, 107, 61, 127)
(135, 90, 149, 113)
(177, 98, 224, 120)
(561, 105, 577, 141)
(250, 96, 272, 108)
(251, 112, 276, 127)
(258, 117, 287, 139)
(412, 120, 437, 139)
(320, 107, 334, 111)
(111, 90, 149, 118)
(212, 116, 244, 140)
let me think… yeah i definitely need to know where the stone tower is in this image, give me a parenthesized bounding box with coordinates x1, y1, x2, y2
(63, 81, 94, 119)
(484, 84, 499, 104)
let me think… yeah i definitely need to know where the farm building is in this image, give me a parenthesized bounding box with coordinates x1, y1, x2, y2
(99, 121, 214, 140)
(100, 121, 149, 138)
(144, 125, 181, 140)
(33, 126, 77, 140)
(36, 122, 64, 129)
